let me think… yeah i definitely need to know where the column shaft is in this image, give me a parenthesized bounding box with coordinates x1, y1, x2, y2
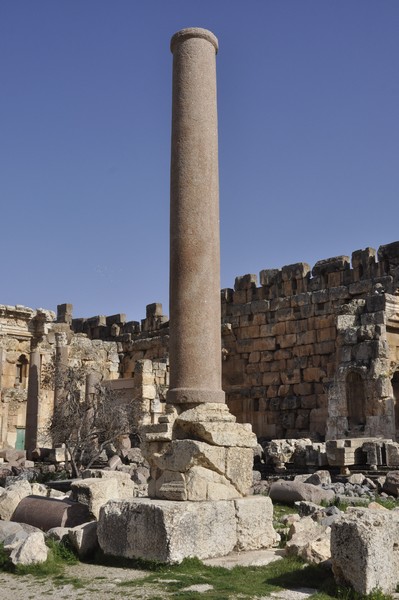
(167, 28, 224, 405)
(25, 348, 40, 457)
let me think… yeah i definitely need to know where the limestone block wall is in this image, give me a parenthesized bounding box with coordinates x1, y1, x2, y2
(61, 241, 399, 443)
(3, 240, 399, 448)
(221, 242, 399, 441)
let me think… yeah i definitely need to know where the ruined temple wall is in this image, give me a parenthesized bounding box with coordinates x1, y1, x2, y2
(221, 242, 399, 440)
(63, 241, 399, 442)
(0, 305, 55, 448)
(3, 240, 399, 448)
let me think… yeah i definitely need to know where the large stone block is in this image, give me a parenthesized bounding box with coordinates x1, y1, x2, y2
(185, 466, 238, 501)
(71, 476, 135, 519)
(146, 438, 254, 501)
(98, 498, 237, 562)
(234, 496, 278, 551)
(331, 508, 399, 595)
(98, 496, 277, 563)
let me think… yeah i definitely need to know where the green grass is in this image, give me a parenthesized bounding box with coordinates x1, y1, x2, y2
(273, 501, 299, 525)
(0, 539, 78, 578)
(17, 539, 78, 578)
(112, 556, 336, 599)
(52, 574, 86, 589)
(374, 497, 399, 510)
(272, 502, 300, 547)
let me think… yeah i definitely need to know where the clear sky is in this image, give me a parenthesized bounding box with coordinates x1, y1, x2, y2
(1, 1, 398, 322)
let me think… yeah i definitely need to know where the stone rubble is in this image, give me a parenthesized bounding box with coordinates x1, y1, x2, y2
(331, 507, 399, 594)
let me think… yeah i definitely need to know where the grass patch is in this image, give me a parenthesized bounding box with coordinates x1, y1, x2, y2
(0, 538, 78, 578)
(273, 501, 299, 525)
(52, 574, 86, 589)
(374, 497, 399, 510)
(114, 555, 337, 599)
(15, 540, 77, 577)
(273, 502, 299, 547)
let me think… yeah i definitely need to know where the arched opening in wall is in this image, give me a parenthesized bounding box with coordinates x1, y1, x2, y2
(346, 371, 366, 433)
(15, 355, 28, 388)
(391, 371, 399, 432)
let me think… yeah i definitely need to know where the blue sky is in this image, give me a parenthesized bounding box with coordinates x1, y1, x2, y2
(1, 1, 398, 322)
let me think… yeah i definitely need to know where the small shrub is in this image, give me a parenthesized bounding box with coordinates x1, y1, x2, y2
(0, 542, 12, 571)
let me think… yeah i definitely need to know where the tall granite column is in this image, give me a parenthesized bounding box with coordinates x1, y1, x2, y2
(141, 27, 256, 505)
(96, 30, 275, 563)
(25, 347, 40, 458)
(167, 28, 224, 405)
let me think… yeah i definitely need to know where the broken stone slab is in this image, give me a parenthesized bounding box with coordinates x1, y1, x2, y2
(0, 479, 32, 520)
(331, 507, 399, 594)
(0, 521, 41, 546)
(235, 496, 279, 551)
(0, 449, 26, 463)
(386, 442, 399, 467)
(98, 496, 277, 563)
(9, 530, 48, 566)
(285, 516, 331, 564)
(303, 470, 331, 486)
(175, 403, 236, 423)
(146, 439, 254, 500)
(174, 419, 257, 448)
(11, 496, 92, 530)
(347, 473, 366, 485)
(71, 476, 135, 519)
(150, 439, 227, 473)
(30, 483, 49, 496)
(46, 526, 70, 542)
(68, 521, 98, 559)
(263, 439, 327, 470)
(269, 480, 335, 505)
(382, 471, 399, 497)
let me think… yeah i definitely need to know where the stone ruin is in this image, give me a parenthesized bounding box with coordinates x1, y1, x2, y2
(2, 245, 399, 474)
(1, 25, 399, 593)
(2, 242, 399, 452)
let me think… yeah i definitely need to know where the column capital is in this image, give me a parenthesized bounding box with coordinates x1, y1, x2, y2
(170, 28, 218, 54)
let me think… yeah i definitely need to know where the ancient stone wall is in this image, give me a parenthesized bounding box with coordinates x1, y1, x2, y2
(221, 242, 399, 441)
(2, 241, 399, 449)
(0, 305, 55, 448)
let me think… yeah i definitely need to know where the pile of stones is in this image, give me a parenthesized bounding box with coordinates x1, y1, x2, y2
(0, 446, 152, 566)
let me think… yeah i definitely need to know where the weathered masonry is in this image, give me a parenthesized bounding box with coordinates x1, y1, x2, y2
(222, 242, 399, 441)
(1, 240, 399, 450)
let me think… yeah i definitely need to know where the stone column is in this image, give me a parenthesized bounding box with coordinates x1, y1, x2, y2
(25, 347, 40, 458)
(168, 27, 224, 405)
(54, 332, 69, 407)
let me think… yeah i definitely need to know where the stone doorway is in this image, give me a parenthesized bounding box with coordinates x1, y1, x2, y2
(15, 427, 25, 450)
(392, 371, 399, 433)
(346, 371, 366, 433)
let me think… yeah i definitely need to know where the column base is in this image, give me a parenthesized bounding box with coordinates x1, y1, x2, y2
(167, 387, 225, 404)
(98, 496, 278, 563)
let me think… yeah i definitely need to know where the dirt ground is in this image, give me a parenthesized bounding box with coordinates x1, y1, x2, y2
(0, 562, 166, 600)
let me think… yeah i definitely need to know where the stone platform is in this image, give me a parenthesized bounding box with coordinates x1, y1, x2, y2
(97, 495, 278, 563)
